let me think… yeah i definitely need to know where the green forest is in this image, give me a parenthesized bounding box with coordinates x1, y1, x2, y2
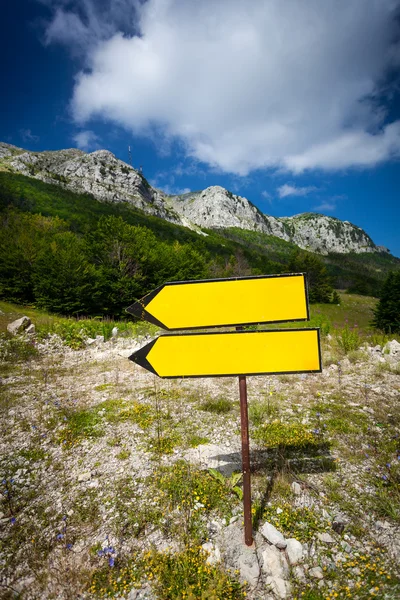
(0, 172, 398, 318)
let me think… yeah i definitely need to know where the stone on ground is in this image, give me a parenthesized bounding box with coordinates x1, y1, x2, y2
(260, 522, 287, 548)
(7, 316, 31, 335)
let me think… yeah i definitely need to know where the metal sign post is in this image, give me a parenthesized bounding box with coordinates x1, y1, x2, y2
(239, 373, 253, 546)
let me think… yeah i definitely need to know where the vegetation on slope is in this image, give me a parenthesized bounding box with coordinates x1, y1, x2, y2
(0, 172, 337, 317)
(220, 228, 400, 298)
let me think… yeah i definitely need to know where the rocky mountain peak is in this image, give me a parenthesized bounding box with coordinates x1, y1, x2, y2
(0, 141, 386, 256)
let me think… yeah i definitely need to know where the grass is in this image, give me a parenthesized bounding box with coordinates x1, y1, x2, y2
(253, 421, 321, 450)
(260, 502, 326, 542)
(144, 546, 244, 600)
(153, 460, 236, 525)
(0, 333, 39, 364)
(199, 397, 232, 414)
(0, 300, 158, 348)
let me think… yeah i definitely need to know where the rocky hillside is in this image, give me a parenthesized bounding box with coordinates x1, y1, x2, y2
(0, 142, 386, 255)
(1, 301, 400, 599)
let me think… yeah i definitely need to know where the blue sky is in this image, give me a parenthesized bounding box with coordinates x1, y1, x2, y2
(1, 0, 400, 256)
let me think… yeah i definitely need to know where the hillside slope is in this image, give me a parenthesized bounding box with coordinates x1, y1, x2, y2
(0, 142, 389, 256)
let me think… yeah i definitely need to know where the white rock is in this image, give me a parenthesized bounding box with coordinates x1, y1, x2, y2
(265, 576, 289, 599)
(285, 538, 303, 565)
(261, 522, 287, 548)
(111, 327, 119, 338)
(261, 545, 289, 578)
(202, 542, 221, 565)
(78, 472, 91, 482)
(309, 566, 324, 579)
(7, 316, 31, 335)
(291, 481, 302, 495)
(384, 340, 400, 357)
(317, 532, 335, 544)
(25, 324, 36, 335)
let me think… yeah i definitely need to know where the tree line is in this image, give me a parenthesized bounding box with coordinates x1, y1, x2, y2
(0, 173, 339, 318)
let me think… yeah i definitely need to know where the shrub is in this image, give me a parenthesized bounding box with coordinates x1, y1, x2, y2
(372, 271, 400, 334)
(335, 324, 360, 353)
(0, 333, 38, 362)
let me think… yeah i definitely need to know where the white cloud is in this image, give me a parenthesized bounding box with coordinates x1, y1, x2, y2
(261, 190, 272, 203)
(73, 130, 101, 150)
(20, 129, 39, 143)
(314, 201, 336, 211)
(152, 183, 191, 195)
(43, 0, 400, 174)
(277, 184, 318, 198)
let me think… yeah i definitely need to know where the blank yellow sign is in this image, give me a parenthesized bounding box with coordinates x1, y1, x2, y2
(126, 274, 308, 330)
(129, 328, 321, 378)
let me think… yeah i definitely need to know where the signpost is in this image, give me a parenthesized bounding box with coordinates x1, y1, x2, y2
(126, 273, 309, 330)
(126, 273, 321, 546)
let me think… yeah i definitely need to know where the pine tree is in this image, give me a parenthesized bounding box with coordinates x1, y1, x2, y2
(372, 271, 400, 333)
(287, 250, 333, 303)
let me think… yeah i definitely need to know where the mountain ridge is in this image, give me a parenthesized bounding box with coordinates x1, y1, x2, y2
(0, 142, 392, 257)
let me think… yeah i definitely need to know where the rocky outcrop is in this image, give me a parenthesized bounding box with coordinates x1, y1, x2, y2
(5, 144, 181, 224)
(279, 213, 380, 255)
(167, 186, 285, 237)
(0, 142, 385, 255)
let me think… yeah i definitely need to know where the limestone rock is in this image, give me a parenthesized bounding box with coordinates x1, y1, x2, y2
(384, 340, 400, 358)
(202, 542, 221, 565)
(317, 532, 335, 544)
(261, 545, 290, 599)
(218, 523, 260, 588)
(285, 538, 303, 565)
(261, 522, 287, 548)
(291, 481, 302, 495)
(332, 513, 348, 534)
(7, 316, 31, 335)
(25, 323, 36, 335)
(309, 566, 324, 579)
(78, 472, 91, 482)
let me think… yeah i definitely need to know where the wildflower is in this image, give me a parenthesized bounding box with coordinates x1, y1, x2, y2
(108, 557, 115, 567)
(66, 543, 73, 550)
(10, 517, 16, 524)
(97, 550, 105, 557)
(386, 463, 391, 469)
(57, 533, 64, 540)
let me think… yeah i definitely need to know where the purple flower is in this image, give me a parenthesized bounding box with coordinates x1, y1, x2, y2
(57, 533, 64, 540)
(313, 429, 320, 434)
(66, 544, 73, 550)
(97, 550, 104, 557)
(316, 412, 321, 418)
(365, 453, 369, 458)
(62, 515, 67, 521)
(382, 475, 388, 481)
(386, 463, 391, 468)
(10, 517, 16, 524)
(108, 557, 115, 567)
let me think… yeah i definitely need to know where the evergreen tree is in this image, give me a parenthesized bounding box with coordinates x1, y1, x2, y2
(372, 271, 400, 333)
(287, 250, 333, 303)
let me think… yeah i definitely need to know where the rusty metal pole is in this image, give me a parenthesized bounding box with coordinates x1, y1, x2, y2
(237, 327, 253, 546)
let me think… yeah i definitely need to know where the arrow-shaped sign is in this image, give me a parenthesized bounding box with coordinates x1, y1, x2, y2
(129, 328, 321, 378)
(126, 273, 309, 330)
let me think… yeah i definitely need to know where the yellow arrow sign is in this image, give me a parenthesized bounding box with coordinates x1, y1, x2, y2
(129, 328, 321, 378)
(126, 273, 309, 330)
